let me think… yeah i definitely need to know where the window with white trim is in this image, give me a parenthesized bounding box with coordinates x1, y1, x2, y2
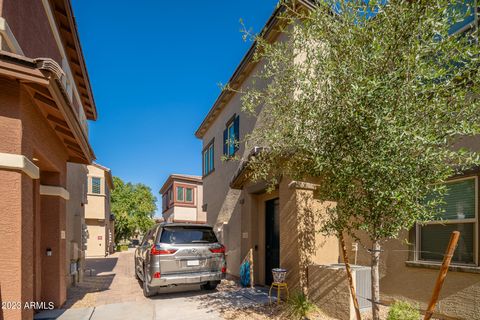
(91, 177, 102, 194)
(175, 185, 194, 204)
(417, 177, 477, 265)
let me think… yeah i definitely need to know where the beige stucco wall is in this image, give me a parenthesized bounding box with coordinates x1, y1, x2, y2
(84, 164, 113, 257)
(200, 30, 291, 277)
(162, 179, 206, 223)
(85, 219, 107, 257)
(308, 265, 356, 320)
(85, 164, 108, 219)
(279, 180, 339, 292)
(344, 231, 480, 319)
(172, 206, 198, 222)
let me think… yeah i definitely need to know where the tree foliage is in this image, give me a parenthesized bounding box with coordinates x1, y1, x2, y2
(111, 176, 157, 241)
(240, 0, 480, 318)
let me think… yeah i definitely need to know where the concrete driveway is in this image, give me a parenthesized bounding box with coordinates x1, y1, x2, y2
(34, 250, 270, 320)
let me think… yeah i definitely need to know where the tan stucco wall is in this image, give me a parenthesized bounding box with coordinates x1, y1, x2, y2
(85, 164, 108, 220)
(85, 219, 107, 257)
(163, 180, 206, 223)
(279, 180, 339, 292)
(85, 195, 106, 220)
(172, 206, 198, 222)
(84, 165, 113, 257)
(200, 31, 291, 279)
(344, 231, 480, 319)
(308, 265, 356, 320)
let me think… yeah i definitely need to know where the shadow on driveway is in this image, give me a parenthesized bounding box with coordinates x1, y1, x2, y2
(62, 257, 118, 309)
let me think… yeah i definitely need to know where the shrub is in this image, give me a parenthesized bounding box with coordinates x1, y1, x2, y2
(387, 301, 421, 320)
(285, 292, 317, 320)
(116, 244, 128, 252)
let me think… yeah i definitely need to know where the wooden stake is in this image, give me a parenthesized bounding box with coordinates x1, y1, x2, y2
(249, 248, 255, 288)
(423, 231, 460, 320)
(340, 233, 362, 320)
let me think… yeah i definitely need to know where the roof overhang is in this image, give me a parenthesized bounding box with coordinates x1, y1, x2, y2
(230, 147, 267, 189)
(195, 0, 315, 139)
(0, 51, 95, 164)
(160, 174, 203, 194)
(48, 0, 97, 120)
(92, 162, 114, 189)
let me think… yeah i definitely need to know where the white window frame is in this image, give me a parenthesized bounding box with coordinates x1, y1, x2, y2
(415, 176, 478, 266)
(90, 176, 103, 195)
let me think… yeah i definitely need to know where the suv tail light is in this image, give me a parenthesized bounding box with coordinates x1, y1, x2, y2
(151, 246, 177, 255)
(209, 244, 225, 254)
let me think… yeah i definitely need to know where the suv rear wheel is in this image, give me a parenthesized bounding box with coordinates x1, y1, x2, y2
(201, 281, 219, 291)
(143, 265, 155, 297)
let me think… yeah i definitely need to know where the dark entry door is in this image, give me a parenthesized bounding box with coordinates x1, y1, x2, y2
(265, 198, 280, 285)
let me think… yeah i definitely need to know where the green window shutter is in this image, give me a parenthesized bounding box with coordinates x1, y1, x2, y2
(234, 115, 240, 152)
(223, 129, 228, 156)
(209, 144, 214, 171)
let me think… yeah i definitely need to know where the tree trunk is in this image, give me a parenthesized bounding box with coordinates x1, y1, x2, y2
(340, 233, 362, 320)
(371, 240, 381, 320)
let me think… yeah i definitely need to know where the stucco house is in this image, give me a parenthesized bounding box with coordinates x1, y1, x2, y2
(160, 174, 207, 224)
(0, 1, 97, 319)
(84, 163, 115, 257)
(196, 1, 480, 319)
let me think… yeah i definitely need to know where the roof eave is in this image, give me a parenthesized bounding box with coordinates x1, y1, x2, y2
(195, 0, 316, 139)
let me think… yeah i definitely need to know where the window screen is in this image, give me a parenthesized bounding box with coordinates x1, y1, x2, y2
(91, 177, 101, 194)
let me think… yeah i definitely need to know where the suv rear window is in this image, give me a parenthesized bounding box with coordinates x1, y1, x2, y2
(159, 226, 218, 244)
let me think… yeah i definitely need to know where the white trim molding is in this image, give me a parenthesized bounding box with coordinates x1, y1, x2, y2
(0, 17, 24, 55)
(0, 152, 39, 179)
(40, 185, 70, 200)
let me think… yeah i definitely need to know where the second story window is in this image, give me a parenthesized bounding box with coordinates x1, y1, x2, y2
(203, 140, 215, 176)
(176, 186, 184, 201)
(91, 177, 102, 194)
(223, 115, 239, 158)
(175, 185, 194, 204)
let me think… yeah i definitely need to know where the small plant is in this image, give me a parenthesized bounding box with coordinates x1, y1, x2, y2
(285, 292, 317, 320)
(387, 301, 421, 320)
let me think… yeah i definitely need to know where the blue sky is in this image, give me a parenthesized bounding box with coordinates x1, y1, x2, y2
(71, 1, 278, 217)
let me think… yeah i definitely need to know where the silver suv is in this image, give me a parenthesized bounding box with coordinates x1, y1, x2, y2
(134, 223, 226, 297)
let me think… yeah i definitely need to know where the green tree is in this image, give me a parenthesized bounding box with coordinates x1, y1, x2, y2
(240, 1, 480, 319)
(111, 176, 157, 241)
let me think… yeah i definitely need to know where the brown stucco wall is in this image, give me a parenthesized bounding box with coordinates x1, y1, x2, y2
(2, 0, 62, 63)
(0, 78, 69, 319)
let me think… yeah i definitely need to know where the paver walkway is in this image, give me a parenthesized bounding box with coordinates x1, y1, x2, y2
(35, 249, 272, 320)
